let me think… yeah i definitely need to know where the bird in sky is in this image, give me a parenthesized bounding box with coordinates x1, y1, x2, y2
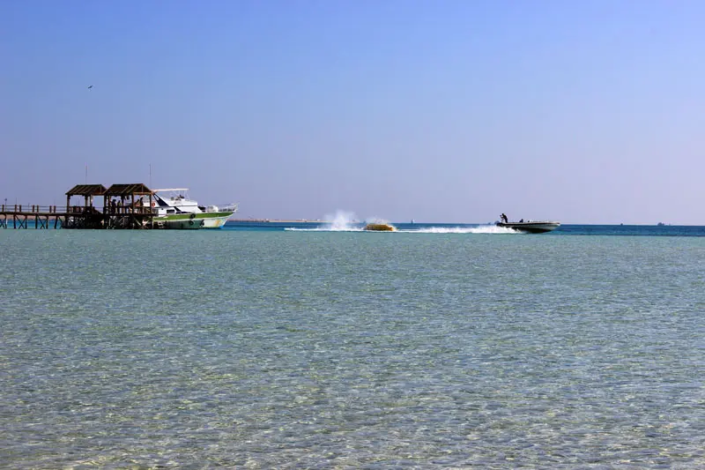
(87, 85, 93, 89)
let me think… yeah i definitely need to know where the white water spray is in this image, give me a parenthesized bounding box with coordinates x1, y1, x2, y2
(325, 210, 359, 231)
(285, 210, 362, 231)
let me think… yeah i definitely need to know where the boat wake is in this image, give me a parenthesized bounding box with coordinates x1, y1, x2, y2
(284, 210, 520, 234)
(286, 224, 519, 234)
(286, 227, 363, 232)
(397, 225, 518, 234)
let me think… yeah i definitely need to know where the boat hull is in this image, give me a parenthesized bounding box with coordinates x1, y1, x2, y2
(497, 222, 560, 233)
(154, 217, 203, 229)
(153, 211, 234, 230)
(201, 214, 231, 229)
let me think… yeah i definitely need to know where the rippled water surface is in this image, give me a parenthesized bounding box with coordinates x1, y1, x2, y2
(2, 230, 705, 468)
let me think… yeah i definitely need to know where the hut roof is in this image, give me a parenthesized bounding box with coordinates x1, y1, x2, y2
(104, 184, 153, 197)
(66, 184, 107, 196)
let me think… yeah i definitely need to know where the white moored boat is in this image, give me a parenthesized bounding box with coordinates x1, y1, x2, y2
(151, 188, 237, 229)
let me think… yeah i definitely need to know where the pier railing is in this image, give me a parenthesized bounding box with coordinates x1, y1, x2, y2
(0, 204, 155, 215)
(1, 204, 157, 230)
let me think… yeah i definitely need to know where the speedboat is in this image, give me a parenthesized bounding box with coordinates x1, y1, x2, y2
(497, 221, 560, 233)
(151, 188, 238, 229)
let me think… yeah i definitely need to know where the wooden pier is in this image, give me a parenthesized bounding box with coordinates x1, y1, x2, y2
(1, 183, 156, 230)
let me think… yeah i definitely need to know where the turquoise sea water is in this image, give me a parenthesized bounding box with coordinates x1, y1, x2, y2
(2, 226, 705, 468)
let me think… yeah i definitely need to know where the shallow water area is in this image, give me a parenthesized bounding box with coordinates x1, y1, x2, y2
(2, 228, 705, 468)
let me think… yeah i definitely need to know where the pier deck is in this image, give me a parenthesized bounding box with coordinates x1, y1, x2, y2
(2, 183, 156, 229)
(0, 204, 155, 229)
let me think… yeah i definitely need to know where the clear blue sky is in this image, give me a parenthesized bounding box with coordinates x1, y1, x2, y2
(2, 0, 704, 224)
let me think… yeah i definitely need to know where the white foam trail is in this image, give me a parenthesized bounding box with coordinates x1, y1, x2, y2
(283, 210, 518, 234)
(285, 227, 362, 232)
(286, 224, 519, 234)
(397, 225, 519, 234)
